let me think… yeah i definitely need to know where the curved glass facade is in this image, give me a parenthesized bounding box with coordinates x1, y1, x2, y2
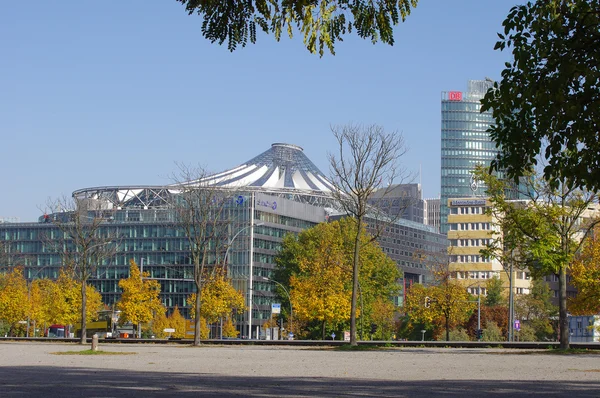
(440, 80, 497, 234)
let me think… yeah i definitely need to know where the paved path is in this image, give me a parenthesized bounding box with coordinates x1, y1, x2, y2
(1, 342, 599, 397)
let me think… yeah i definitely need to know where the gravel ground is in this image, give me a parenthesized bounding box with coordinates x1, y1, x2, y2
(1, 342, 599, 397)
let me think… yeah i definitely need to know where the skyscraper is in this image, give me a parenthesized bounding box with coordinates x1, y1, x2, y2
(440, 79, 498, 234)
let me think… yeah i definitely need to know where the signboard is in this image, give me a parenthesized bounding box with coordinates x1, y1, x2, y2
(450, 199, 486, 206)
(514, 319, 521, 331)
(271, 303, 281, 314)
(448, 91, 463, 101)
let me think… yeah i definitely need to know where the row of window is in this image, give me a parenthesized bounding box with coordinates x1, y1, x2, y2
(449, 222, 491, 231)
(441, 121, 494, 131)
(450, 238, 491, 247)
(441, 102, 485, 112)
(441, 111, 493, 122)
(442, 150, 501, 159)
(441, 158, 495, 168)
(450, 206, 486, 215)
(456, 271, 500, 280)
(450, 254, 491, 263)
(442, 140, 498, 150)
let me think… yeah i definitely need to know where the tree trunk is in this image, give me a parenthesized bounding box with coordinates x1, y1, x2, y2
(322, 320, 326, 340)
(445, 314, 450, 342)
(558, 266, 569, 349)
(350, 218, 362, 346)
(80, 281, 87, 344)
(194, 283, 202, 346)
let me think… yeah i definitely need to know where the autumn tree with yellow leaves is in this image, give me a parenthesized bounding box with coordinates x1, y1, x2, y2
(404, 258, 474, 341)
(569, 232, 600, 316)
(275, 217, 400, 340)
(117, 259, 164, 338)
(188, 271, 245, 338)
(54, 269, 104, 336)
(152, 306, 187, 339)
(28, 278, 60, 336)
(0, 267, 30, 336)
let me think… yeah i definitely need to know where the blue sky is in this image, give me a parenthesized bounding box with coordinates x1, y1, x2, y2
(1, 1, 519, 222)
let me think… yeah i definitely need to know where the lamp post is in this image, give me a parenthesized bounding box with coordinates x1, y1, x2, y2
(260, 276, 293, 335)
(219, 220, 263, 339)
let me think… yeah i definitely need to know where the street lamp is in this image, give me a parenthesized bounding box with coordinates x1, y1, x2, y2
(220, 220, 263, 339)
(259, 276, 293, 335)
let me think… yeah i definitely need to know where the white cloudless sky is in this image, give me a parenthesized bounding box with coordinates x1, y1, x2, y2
(1, 0, 520, 222)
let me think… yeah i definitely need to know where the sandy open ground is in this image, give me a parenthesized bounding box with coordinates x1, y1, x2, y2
(1, 342, 599, 397)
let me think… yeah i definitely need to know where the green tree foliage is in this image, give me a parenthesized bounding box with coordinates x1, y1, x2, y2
(482, 0, 600, 191)
(482, 321, 504, 342)
(177, 0, 419, 56)
(476, 167, 598, 348)
(117, 259, 165, 337)
(448, 328, 470, 341)
(484, 276, 505, 307)
(515, 279, 558, 341)
(275, 217, 401, 340)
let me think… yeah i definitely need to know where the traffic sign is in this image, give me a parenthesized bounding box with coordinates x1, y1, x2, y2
(514, 319, 521, 331)
(271, 303, 281, 314)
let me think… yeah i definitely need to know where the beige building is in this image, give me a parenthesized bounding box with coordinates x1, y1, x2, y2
(446, 198, 531, 297)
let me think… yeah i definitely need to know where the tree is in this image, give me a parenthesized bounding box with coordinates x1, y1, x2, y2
(477, 169, 599, 349)
(170, 165, 237, 346)
(28, 278, 58, 337)
(44, 196, 117, 344)
(167, 306, 188, 339)
(404, 281, 474, 341)
(484, 276, 505, 307)
(482, 0, 600, 191)
(328, 123, 408, 345)
(465, 305, 509, 341)
(275, 217, 400, 340)
(151, 306, 187, 338)
(515, 279, 558, 341)
(370, 297, 396, 340)
(117, 259, 165, 338)
(404, 251, 475, 342)
(188, 272, 245, 326)
(45, 269, 104, 336)
(568, 232, 600, 315)
(0, 267, 30, 336)
(177, 0, 419, 56)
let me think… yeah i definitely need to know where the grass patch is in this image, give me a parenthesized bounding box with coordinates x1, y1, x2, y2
(52, 350, 137, 356)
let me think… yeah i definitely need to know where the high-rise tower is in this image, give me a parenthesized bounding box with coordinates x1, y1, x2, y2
(440, 79, 498, 234)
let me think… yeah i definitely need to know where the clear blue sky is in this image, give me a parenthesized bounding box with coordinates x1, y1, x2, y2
(1, 1, 519, 222)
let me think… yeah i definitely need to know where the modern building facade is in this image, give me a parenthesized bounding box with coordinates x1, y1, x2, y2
(0, 142, 447, 337)
(446, 198, 532, 297)
(368, 184, 425, 224)
(370, 217, 447, 301)
(424, 198, 440, 233)
(440, 79, 498, 234)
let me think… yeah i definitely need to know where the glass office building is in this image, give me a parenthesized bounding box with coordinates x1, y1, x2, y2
(440, 79, 498, 234)
(1, 142, 447, 336)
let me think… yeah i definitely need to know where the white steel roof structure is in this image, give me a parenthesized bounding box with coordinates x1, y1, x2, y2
(72, 143, 336, 209)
